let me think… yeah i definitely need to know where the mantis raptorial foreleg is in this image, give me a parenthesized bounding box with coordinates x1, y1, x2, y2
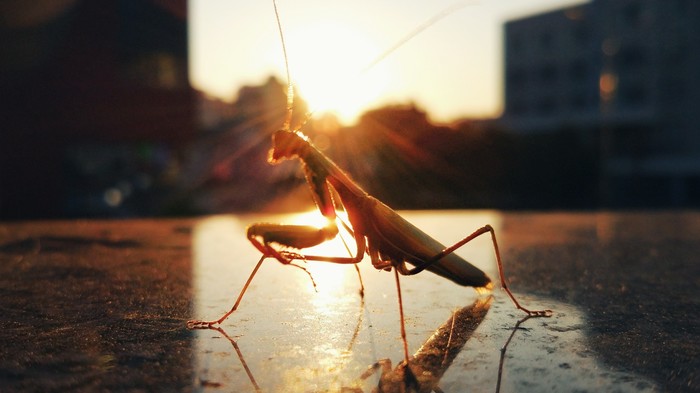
(187, 255, 266, 329)
(187, 219, 363, 329)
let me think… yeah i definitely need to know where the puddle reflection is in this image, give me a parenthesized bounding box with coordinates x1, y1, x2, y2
(358, 296, 492, 393)
(495, 313, 538, 393)
(194, 297, 491, 393)
(202, 326, 261, 392)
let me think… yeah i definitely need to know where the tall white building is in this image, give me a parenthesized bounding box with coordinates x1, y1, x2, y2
(502, 0, 700, 206)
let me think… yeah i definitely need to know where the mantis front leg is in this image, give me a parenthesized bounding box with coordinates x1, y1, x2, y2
(187, 220, 366, 329)
(247, 220, 366, 265)
(187, 254, 266, 329)
(246, 222, 339, 262)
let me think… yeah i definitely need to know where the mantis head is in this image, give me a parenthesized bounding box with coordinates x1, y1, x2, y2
(269, 130, 310, 163)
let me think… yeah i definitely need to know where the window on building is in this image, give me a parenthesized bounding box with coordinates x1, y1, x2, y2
(507, 98, 527, 115)
(507, 67, 527, 89)
(568, 59, 588, 83)
(573, 24, 589, 47)
(617, 45, 647, 70)
(539, 64, 558, 83)
(509, 36, 523, 54)
(623, 3, 642, 27)
(570, 93, 587, 110)
(536, 97, 557, 115)
(618, 84, 648, 108)
(540, 31, 553, 50)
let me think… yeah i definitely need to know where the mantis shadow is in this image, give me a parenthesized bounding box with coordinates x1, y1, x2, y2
(355, 296, 492, 393)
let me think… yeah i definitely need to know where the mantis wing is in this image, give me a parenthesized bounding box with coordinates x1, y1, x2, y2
(367, 199, 492, 288)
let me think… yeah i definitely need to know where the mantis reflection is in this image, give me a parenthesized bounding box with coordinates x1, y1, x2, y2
(195, 296, 496, 392)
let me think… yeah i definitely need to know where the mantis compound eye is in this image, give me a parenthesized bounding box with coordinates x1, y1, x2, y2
(269, 130, 308, 163)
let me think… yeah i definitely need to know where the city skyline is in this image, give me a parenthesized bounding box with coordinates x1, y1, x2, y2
(189, 0, 589, 124)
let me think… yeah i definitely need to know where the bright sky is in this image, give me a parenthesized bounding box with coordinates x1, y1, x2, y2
(189, 0, 589, 124)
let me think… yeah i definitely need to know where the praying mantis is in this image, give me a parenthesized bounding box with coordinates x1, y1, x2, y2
(187, 0, 552, 365)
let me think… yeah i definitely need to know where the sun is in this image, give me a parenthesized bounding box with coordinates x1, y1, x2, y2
(283, 21, 391, 125)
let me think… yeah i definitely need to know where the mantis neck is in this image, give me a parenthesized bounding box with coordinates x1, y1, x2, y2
(301, 140, 368, 200)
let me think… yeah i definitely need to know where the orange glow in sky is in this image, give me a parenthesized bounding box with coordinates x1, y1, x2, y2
(283, 20, 390, 124)
(190, 0, 589, 124)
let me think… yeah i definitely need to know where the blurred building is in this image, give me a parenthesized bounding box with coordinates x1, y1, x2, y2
(502, 0, 700, 207)
(0, 0, 195, 219)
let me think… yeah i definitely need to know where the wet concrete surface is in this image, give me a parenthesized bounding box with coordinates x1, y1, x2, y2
(0, 211, 697, 392)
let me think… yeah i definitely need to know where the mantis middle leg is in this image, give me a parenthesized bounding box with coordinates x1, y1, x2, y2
(188, 220, 366, 329)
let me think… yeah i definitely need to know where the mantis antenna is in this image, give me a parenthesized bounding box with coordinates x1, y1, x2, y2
(272, 0, 474, 130)
(273, 0, 294, 131)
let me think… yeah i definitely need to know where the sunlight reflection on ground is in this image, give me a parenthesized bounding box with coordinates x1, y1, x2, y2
(190, 211, 658, 392)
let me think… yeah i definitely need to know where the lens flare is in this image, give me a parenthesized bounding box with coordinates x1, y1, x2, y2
(284, 21, 390, 124)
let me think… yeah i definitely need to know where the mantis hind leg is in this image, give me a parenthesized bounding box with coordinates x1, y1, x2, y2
(402, 225, 552, 317)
